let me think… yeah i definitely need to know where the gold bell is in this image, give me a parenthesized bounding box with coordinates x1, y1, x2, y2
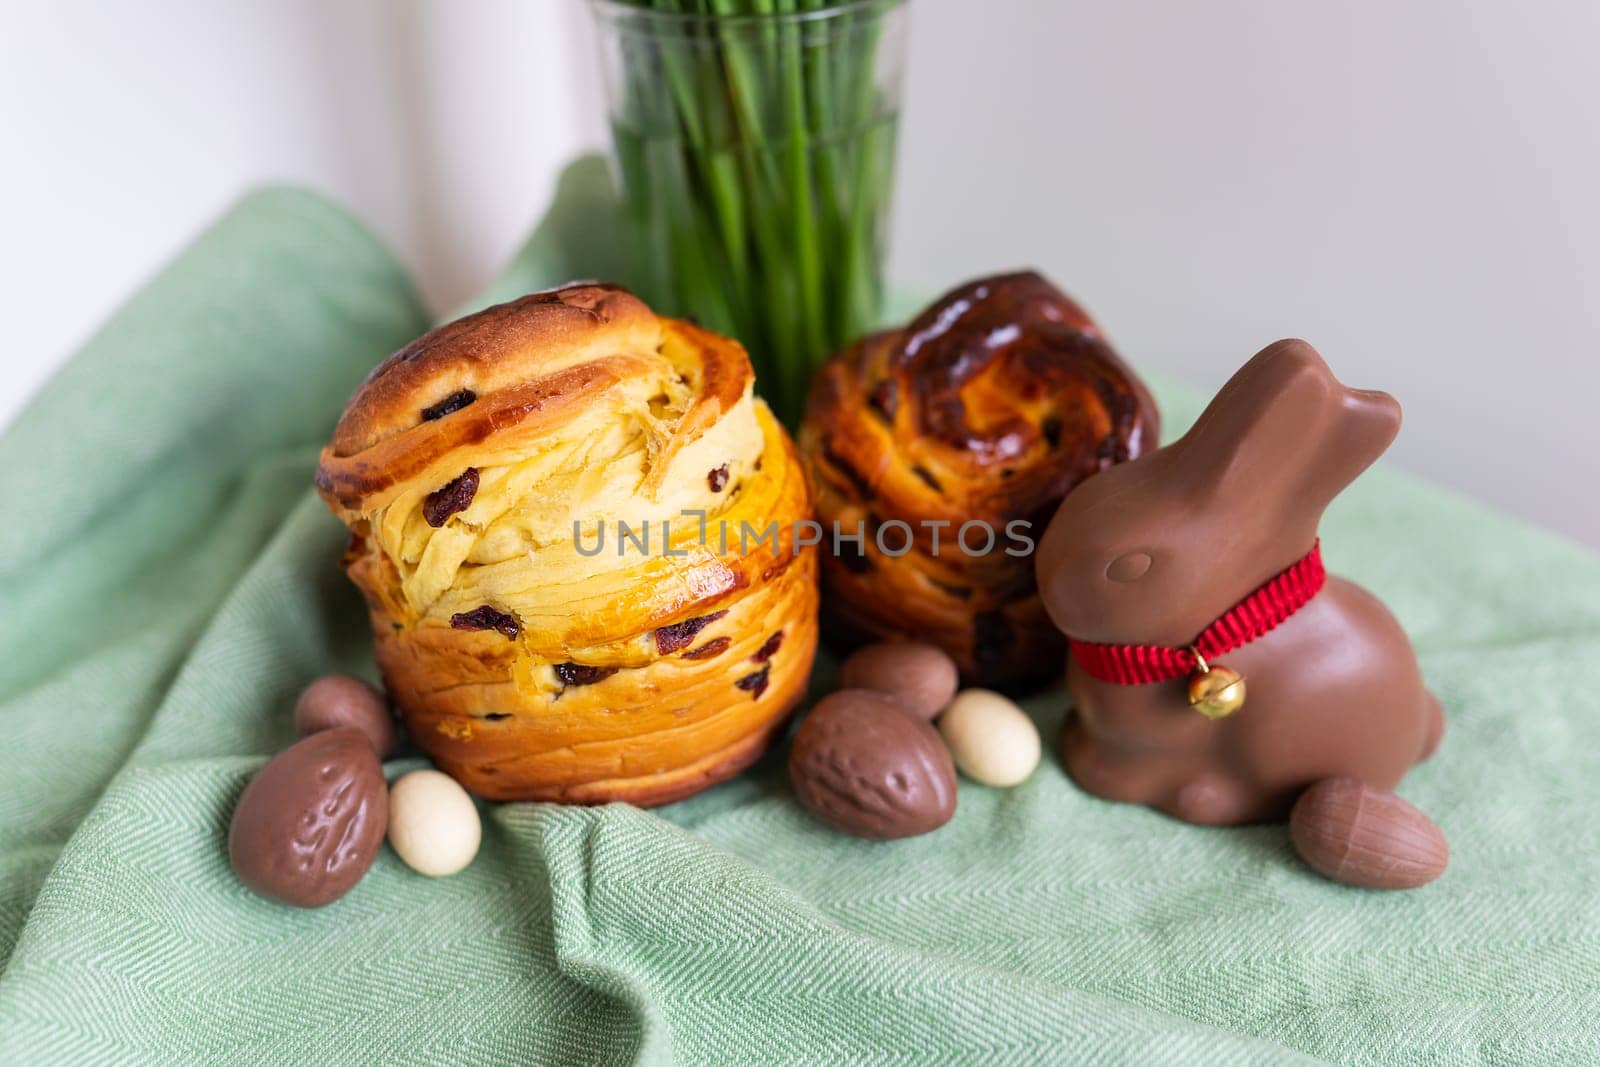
(1187, 649, 1245, 719)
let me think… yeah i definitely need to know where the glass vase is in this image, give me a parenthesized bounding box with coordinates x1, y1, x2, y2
(588, 0, 908, 427)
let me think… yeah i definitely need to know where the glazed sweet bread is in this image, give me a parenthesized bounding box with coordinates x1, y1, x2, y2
(799, 271, 1158, 694)
(316, 283, 817, 805)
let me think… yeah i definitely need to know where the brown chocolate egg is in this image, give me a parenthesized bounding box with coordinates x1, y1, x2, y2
(228, 727, 388, 907)
(1290, 778, 1448, 890)
(789, 689, 957, 840)
(837, 642, 960, 720)
(293, 675, 397, 757)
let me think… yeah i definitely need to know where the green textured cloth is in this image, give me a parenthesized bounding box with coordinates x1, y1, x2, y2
(3, 159, 1599, 1066)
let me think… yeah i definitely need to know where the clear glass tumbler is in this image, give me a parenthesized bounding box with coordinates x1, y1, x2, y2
(588, 0, 909, 427)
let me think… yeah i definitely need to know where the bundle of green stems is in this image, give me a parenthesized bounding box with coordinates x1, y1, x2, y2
(608, 0, 900, 427)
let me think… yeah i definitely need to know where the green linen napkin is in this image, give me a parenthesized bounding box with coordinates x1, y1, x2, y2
(2, 159, 1598, 1066)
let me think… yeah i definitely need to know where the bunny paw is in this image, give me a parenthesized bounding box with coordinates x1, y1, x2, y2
(1171, 776, 1256, 826)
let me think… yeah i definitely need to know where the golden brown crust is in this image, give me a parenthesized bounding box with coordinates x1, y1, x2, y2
(328, 283, 663, 458)
(316, 283, 816, 805)
(799, 271, 1158, 694)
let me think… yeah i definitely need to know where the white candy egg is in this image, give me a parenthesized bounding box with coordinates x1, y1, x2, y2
(387, 769, 481, 877)
(938, 689, 1041, 788)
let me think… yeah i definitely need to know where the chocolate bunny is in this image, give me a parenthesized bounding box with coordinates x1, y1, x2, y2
(1035, 340, 1447, 887)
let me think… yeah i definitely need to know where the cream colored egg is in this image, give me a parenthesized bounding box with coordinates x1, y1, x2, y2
(387, 769, 481, 877)
(938, 689, 1041, 788)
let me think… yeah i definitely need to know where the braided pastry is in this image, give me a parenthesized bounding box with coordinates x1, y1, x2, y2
(316, 283, 817, 805)
(799, 271, 1158, 694)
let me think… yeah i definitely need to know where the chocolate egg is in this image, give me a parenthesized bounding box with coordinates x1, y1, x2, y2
(387, 769, 481, 877)
(837, 642, 960, 720)
(789, 689, 957, 839)
(1290, 778, 1448, 890)
(228, 727, 388, 907)
(939, 688, 1041, 787)
(293, 675, 397, 757)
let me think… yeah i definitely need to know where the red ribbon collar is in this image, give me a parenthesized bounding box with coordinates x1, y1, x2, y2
(1067, 542, 1326, 685)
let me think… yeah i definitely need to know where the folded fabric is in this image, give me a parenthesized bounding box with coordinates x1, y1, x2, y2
(1, 159, 1598, 1065)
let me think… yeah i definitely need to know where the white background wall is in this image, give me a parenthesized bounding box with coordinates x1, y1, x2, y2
(3, 1, 1597, 547)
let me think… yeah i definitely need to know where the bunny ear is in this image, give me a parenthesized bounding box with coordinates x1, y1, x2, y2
(1175, 340, 1400, 527)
